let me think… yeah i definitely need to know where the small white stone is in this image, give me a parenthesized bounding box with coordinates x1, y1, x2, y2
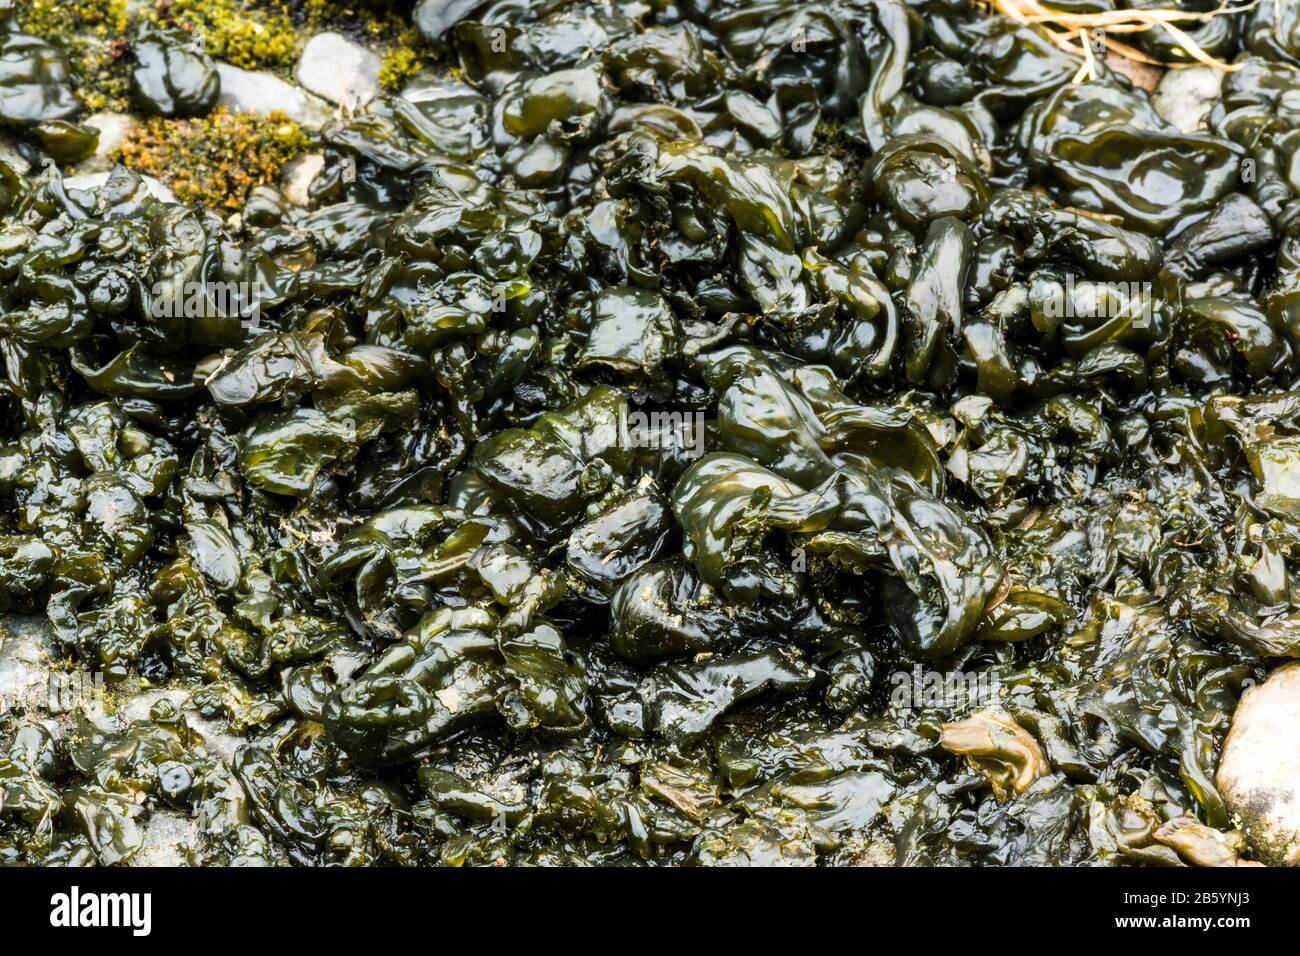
(295, 32, 382, 110)
(1218, 661, 1300, 865)
(131, 810, 200, 867)
(280, 151, 324, 207)
(436, 685, 464, 714)
(215, 63, 332, 130)
(1153, 66, 1222, 133)
(82, 112, 138, 170)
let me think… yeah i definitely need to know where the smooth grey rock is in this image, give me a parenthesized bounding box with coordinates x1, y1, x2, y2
(295, 32, 381, 109)
(1218, 661, 1300, 865)
(1153, 66, 1222, 133)
(131, 810, 200, 867)
(87, 111, 138, 155)
(280, 151, 324, 207)
(215, 63, 332, 130)
(72, 111, 139, 173)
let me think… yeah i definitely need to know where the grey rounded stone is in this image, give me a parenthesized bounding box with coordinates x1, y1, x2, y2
(295, 32, 381, 109)
(1218, 661, 1300, 865)
(215, 63, 332, 130)
(72, 112, 139, 173)
(1153, 66, 1222, 134)
(280, 151, 324, 207)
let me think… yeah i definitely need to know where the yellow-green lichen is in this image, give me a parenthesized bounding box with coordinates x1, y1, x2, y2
(150, 0, 436, 81)
(299, 0, 412, 41)
(379, 45, 421, 91)
(18, 0, 133, 112)
(115, 106, 310, 210)
(153, 0, 301, 70)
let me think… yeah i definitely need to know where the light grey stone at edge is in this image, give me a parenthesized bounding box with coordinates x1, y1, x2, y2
(1218, 661, 1300, 866)
(295, 32, 382, 110)
(215, 62, 333, 130)
(1153, 66, 1223, 134)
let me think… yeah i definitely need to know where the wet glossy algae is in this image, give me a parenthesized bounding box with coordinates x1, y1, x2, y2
(0, 0, 1292, 866)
